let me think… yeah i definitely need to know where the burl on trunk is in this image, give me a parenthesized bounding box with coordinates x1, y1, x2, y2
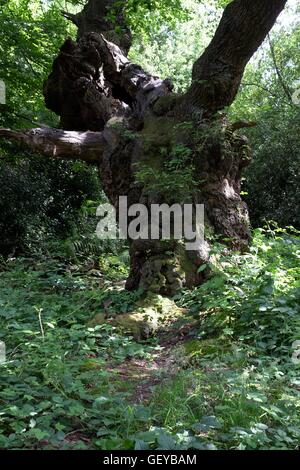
(0, 0, 287, 295)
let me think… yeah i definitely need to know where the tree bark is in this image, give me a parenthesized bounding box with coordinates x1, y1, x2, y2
(0, 0, 287, 295)
(185, 0, 288, 114)
(0, 127, 107, 163)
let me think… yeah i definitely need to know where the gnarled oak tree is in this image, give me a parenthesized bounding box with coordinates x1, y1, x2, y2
(0, 0, 287, 294)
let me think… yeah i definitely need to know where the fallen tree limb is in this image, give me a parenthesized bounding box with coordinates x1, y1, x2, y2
(0, 128, 107, 163)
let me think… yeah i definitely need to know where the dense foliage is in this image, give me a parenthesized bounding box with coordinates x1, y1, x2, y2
(130, 0, 300, 228)
(0, 0, 101, 255)
(0, 153, 101, 255)
(0, 229, 299, 449)
(0, 0, 299, 452)
(0, 0, 299, 255)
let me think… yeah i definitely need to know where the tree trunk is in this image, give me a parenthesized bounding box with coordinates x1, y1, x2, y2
(0, 0, 287, 295)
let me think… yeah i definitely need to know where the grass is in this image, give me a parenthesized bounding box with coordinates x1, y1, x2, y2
(0, 227, 299, 450)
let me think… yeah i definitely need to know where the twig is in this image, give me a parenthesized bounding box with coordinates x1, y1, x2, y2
(268, 34, 294, 105)
(242, 82, 278, 99)
(37, 308, 45, 341)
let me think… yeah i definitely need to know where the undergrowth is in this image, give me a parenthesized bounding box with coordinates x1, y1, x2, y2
(0, 228, 299, 450)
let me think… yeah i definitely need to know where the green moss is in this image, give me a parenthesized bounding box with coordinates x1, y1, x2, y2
(87, 313, 106, 327)
(113, 294, 186, 340)
(138, 255, 185, 295)
(113, 310, 159, 340)
(184, 338, 230, 358)
(141, 116, 175, 151)
(106, 116, 127, 130)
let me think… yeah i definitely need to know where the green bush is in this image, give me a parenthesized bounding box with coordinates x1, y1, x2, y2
(0, 151, 101, 255)
(0, 229, 299, 450)
(244, 115, 300, 229)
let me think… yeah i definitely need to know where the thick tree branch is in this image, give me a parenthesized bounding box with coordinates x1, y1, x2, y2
(43, 32, 173, 131)
(186, 0, 288, 114)
(61, 10, 80, 27)
(0, 127, 107, 163)
(92, 33, 174, 114)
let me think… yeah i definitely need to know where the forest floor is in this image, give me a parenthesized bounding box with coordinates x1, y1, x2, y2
(0, 228, 299, 450)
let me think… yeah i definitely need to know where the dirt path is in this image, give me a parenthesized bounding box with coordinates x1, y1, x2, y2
(108, 322, 196, 402)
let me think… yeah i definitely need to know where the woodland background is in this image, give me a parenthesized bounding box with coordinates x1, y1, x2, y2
(0, 0, 299, 451)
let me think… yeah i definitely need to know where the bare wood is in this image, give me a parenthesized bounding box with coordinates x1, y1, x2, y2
(0, 128, 107, 163)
